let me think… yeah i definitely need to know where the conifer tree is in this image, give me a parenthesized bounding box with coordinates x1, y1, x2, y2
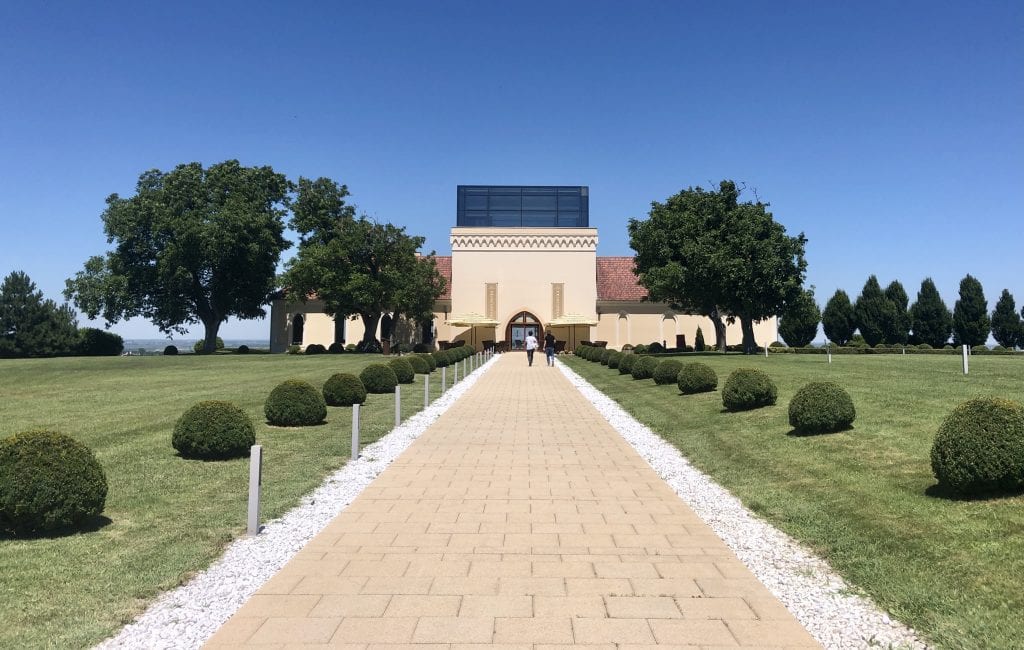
(909, 278, 952, 348)
(990, 289, 1020, 349)
(952, 274, 990, 347)
(883, 280, 911, 345)
(694, 326, 705, 352)
(854, 275, 896, 347)
(822, 289, 856, 346)
(778, 287, 820, 348)
(0, 271, 79, 358)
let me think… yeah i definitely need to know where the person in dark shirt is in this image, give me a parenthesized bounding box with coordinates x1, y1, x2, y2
(544, 331, 557, 366)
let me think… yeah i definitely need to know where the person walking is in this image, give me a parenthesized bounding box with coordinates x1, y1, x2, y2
(524, 330, 539, 366)
(544, 331, 556, 366)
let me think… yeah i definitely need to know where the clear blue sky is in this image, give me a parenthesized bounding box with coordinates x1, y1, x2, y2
(2, 1, 1021, 340)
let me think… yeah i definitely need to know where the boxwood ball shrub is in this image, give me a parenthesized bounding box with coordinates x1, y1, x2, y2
(618, 353, 637, 375)
(419, 352, 437, 372)
(599, 348, 612, 365)
(930, 398, 1024, 496)
(653, 359, 684, 385)
(432, 350, 450, 367)
(328, 342, 345, 354)
(406, 354, 430, 374)
(788, 381, 856, 434)
(0, 430, 108, 535)
(388, 358, 415, 384)
(631, 356, 659, 380)
(722, 368, 778, 411)
(322, 373, 367, 407)
(236, 344, 250, 354)
(606, 350, 622, 369)
(677, 362, 718, 394)
(304, 343, 327, 355)
(360, 363, 399, 394)
(264, 379, 327, 426)
(173, 401, 255, 459)
(163, 345, 178, 355)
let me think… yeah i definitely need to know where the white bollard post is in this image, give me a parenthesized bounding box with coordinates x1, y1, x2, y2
(902, 346, 906, 356)
(827, 348, 832, 364)
(395, 385, 401, 426)
(442, 366, 447, 392)
(764, 346, 769, 359)
(351, 404, 360, 459)
(424, 374, 429, 409)
(247, 445, 263, 536)
(454, 362, 458, 383)
(962, 344, 969, 375)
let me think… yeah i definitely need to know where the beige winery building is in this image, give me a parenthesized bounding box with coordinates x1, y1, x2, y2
(269, 185, 777, 353)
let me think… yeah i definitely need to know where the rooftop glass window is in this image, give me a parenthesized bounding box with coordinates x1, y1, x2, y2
(457, 186, 589, 227)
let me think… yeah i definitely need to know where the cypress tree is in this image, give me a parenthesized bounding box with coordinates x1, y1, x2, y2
(854, 275, 896, 347)
(822, 289, 856, 346)
(883, 280, 911, 345)
(909, 278, 952, 348)
(694, 326, 705, 352)
(778, 287, 820, 348)
(952, 274, 990, 347)
(990, 289, 1020, 349)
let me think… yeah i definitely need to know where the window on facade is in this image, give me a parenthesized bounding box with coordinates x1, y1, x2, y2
(457, 186, 589, 227)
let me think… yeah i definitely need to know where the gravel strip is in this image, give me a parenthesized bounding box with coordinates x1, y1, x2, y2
(96, 354, 497, 650)
(558, 360, 929, 650)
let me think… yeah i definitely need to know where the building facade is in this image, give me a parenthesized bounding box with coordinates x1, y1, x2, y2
(269, 186, 777, 352)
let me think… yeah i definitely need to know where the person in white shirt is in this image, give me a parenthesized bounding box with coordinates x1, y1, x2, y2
(524, 330, 539, 366)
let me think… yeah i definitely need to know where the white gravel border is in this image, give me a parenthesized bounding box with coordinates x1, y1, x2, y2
(557, 359, 929, 650)
(96, 354, 498, 650)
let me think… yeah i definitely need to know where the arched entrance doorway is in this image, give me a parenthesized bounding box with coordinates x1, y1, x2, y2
(505, 311, 542, 351)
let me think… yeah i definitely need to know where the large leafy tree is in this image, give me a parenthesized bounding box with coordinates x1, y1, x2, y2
(909, 278, 952, 348)
(883, 280, 911, 345)
(281, 177, 446, 349)
(854, 275, 896, 347)
(822, 289, 855, 346)
(64, 160, 292, 353)
(991, 289, 1021, 349)
(629, 181, 807, 353)
(778, 287, 820, 348)
(952, 274, 990, 347)
(0, 271, 79, 358)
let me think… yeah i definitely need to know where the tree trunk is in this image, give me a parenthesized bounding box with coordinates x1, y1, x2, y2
(360, 312, 381, 345)
(201, 318, 221, 354)
(709, 307, 727, 352)
(740, 316, 757, 354)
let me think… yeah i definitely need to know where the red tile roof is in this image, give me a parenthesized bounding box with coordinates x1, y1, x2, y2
(596, 256, 648, 301)
(432, 256, 452, 299)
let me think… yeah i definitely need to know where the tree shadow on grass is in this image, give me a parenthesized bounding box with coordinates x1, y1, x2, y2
(924, 483, 1024, 502)
(0, 515, 113, 541)
(785, 425, 855, 437)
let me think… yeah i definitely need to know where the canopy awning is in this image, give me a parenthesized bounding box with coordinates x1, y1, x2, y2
(445, 312, 499, 327)
(547, 313, 599, 326)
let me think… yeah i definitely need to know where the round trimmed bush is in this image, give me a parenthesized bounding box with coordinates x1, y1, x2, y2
(323, 373, 367, 406)
(599, 348, 611, 365)
(648, 342, 665, 353)
(631, 356, 659, 380)
(173, 401, 255, 459)
(444, 349, 459, 366)
(388, 358, 415, 384)
(360, 363, 399, 393)
(607, 350, 622, 369)
(236, 344, 250, 354)
(432, 350, 451, 368)
(419, 352, 437, 372)
(788, 382, 856, 434)
(305, 343, 327, 355)
(0, 430, 108, 535)
(618, 353, 638, 375)
(328, 342, 345, 354)
(406, 354, 430, 374)
(653, 359, 683, 385)
(930, 398, 1024, 495)
(721, 368, 777, 411)
(677, 362, 718, 394)
(163, 345, 178, 355)
(264, 379, 327, 426)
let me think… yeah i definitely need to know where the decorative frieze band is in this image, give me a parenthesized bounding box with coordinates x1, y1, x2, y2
(450, 233, 598, 251)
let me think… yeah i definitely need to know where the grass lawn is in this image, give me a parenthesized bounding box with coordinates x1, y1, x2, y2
(564, 352, 1023, 649)
(0, 352, 467, 648)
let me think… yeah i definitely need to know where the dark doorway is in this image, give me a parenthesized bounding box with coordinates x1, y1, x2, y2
(291, 314, 304, 345)
(505, 311, 542, 350)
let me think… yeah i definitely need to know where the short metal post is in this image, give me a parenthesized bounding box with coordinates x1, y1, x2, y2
(827, 348, 832, 364)
(902, 346, 906, 356)
(351, 404, 360, 459)
(454, 362, 458, 383)
(247, 445, 263, 536)
(424, 374, 430, 408)
(962, 344, 969, 375)
(442, 366, 446, 392)
(395, 385, 401, 426)
(764, 346, 769, 359)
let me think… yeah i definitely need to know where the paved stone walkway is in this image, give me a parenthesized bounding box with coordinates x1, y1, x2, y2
(206, 354, 820, 649)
